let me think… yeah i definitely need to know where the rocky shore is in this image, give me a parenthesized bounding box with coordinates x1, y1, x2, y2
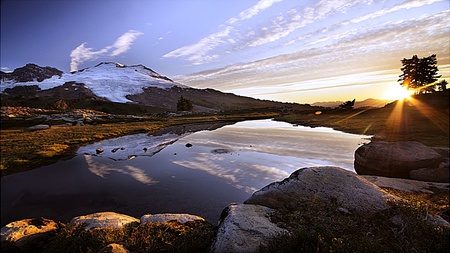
(2, 166, 448, 253)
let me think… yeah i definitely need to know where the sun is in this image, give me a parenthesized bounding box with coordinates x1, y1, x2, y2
(384, 85, 414, 100)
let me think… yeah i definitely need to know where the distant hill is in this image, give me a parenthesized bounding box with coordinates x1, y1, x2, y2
(312, 98, 394, 108)
(0, 62, 313, 114)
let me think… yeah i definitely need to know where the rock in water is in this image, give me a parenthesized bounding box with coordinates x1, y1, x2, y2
(354, 141, 444, 178)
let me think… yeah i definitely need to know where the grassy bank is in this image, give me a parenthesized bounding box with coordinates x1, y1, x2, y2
(0, 112, 279, 177)
(276, 91, 449, 147)
(259, 188, 449, 253)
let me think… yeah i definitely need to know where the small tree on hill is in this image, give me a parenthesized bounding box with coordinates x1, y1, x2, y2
(398, 54, 441, 94)
(339, 99, 355, 109)
(437, 80, 448, 92)
(177, 96, 193, 111)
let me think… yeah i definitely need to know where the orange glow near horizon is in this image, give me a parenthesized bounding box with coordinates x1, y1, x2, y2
(383, 85, 414, 101)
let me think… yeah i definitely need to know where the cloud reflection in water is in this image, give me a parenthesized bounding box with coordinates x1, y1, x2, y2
(84, 155, 158, 185)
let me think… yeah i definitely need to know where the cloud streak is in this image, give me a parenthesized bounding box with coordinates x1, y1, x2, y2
(70, 30, 143, 72)
(162, 0, 282, 65)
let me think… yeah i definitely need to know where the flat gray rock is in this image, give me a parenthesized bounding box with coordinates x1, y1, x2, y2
(140, 213, 204, 224)
(245, 166, 397, 213)
(70, 212, 139, 229)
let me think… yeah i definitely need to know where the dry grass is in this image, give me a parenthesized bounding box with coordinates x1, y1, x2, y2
(259, 188, 450, 253)
(1, 220, 217, 253)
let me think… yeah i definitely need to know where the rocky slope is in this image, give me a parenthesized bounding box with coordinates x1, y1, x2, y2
(0, 63, 62, 83)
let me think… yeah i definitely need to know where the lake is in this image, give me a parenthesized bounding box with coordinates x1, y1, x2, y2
(1, 119, 371, 226)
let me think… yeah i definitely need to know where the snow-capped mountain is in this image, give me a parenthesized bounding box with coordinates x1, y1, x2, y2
(1, 62, 308, 114)
(1, 62, 185, 103)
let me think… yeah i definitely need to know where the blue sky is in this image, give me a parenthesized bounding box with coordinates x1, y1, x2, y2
(1, 0, 449, 103)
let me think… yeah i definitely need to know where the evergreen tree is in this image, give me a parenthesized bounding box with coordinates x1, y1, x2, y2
(177, 96, 193, 111)
(339, 99, 355, 109)
(437, 80, 448, 91)
(398, 54, 441, 94)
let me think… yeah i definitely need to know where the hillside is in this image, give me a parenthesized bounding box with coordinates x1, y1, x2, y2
(0, 62, 313, 114)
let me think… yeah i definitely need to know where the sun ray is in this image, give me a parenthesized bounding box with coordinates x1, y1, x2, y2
(383, 91, 449, 142)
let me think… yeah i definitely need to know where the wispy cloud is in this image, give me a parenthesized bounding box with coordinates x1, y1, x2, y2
(175, 9, 450, 98)
(110, 30, 144, 56)
(70, 30, 143, 71)
(163, 0, 282, 65)
(163, 26, 232, 65)
(163, 0, 380, 65)
(350, 0, 445, 24)
(227, 0, 283, 24)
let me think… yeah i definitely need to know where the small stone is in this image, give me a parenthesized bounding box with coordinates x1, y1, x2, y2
(28, 124, 50, 131)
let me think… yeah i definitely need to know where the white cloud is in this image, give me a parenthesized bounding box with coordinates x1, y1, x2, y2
(69, 30, 143, 72)
(111, 30, 144, 56)
(70, 43, 110, 72)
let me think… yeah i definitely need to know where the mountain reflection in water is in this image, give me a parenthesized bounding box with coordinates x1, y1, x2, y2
(1, 119, 370, 226)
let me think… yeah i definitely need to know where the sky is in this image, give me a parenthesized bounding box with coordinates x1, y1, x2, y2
(1, 0, 449, 104)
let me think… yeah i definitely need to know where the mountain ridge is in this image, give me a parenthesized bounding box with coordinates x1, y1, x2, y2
(1, 63, 314, 114)
(1, 62, 184, 103)
(312, 98, 394, 108)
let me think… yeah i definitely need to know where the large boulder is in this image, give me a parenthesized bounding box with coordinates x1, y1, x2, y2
(1, 217, 59, 249)
(244, 166, 396, 213)
(408, 159, 449, 183)
(354, 141, 444, 179)
(70, 212, 139, 229)
(140, 213, 204, 225)
(211, 203, 288, 253)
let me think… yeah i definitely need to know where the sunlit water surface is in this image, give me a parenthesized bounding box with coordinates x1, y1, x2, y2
(1, 119, 370, 225)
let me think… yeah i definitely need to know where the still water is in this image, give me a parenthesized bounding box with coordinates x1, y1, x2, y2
(1, 119, 371, 225)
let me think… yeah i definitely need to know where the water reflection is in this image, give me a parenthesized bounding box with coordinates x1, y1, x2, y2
(84, 155, 158, 185)
(1, 119, 370, 226)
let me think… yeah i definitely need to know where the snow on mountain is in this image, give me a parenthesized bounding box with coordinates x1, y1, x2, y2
(0, 62, 186, 103)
